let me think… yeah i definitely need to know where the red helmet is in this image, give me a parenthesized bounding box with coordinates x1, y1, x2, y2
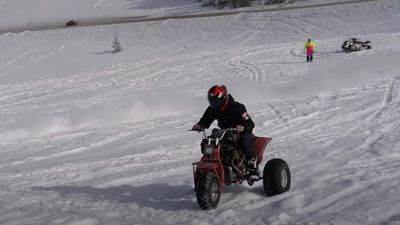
(208, 85, 228, 111)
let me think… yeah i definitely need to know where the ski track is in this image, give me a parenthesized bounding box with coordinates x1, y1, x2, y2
(0, 48, 38, 69)
(94, 0, 114, 8)
(94, 0, 105, 8)
(0, 44, 65, 78)
(213, 25, 252, 49)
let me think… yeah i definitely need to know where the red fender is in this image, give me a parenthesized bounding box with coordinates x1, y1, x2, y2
(253, 137, 272, 165)
(192, 146, 225, 191)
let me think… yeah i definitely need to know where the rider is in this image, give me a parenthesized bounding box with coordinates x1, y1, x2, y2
(192, 85, 259, 180)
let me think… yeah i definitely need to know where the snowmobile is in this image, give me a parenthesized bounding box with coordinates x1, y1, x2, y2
(191, 128, 291, 210)
(341, 38, 372, 53)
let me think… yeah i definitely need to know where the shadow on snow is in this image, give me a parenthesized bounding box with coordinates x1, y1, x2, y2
(32, 183, 199, 211)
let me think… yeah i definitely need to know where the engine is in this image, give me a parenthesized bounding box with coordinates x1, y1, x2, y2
(218, 130, 246, 183)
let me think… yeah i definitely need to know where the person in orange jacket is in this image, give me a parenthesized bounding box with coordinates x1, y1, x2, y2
(304, 38, 316, 62)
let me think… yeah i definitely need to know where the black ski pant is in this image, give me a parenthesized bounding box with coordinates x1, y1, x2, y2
(239, 132, 256, 161)
(307, 55, 313, 62)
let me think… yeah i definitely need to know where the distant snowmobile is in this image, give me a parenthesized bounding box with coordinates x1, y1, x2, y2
(341, 38, 372, 53)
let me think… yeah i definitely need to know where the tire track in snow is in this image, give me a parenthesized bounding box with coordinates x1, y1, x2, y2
(11, 131, 132, 165)
(224, 18, 271, 82)
(94, 0, 105, 8)
(394, 77, 400, 104)
(261, 89, 387, 182)
(290, 46, 304, 58)
(355, 77, 400, 150)
(296, 17, 318, 33)
(226, 49, 265, 82)
(361, 12, 400, 31)
(0, 48, 38, 69)
(252, 89, 400, 223)
(267, 103, 287, 123)
(237, 17, 271, 48)
(239, 59, 261, 82)
(307, 81, 400, 181)
(0, 44, 65, 78)
(236, 22, 269, 82)
(272, 16, 309, 36)
(371, 76, 400, 118)
(293, 170, 400, 219)
(286, 100, 308, 117)
(94, 0, 114, 8)
(1, 119, 199, 197)
(7, 144, 196, 188)
(214, 27, 252, 49)
(147, 33, 188, 52)
(388, 76, 400, 102)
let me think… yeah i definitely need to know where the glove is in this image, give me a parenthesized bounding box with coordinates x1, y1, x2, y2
(192, 124, 204, 132)
(236, 125, 245, 133)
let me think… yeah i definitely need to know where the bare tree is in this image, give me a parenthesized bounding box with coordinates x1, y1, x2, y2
(112, 35, 122, 53)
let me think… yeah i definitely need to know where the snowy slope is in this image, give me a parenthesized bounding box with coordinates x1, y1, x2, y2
(1, 0, 400, 224)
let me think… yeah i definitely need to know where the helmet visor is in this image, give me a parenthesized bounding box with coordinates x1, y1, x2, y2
(208, 96, 226, 110)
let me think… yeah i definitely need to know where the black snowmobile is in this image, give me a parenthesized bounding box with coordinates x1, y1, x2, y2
(341, 38, 372, 53)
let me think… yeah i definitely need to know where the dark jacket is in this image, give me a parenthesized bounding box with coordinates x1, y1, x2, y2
(197, 95, 255, 133)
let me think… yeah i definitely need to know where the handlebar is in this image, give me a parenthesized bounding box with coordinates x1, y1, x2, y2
(188, 128, 236, 132)
(188, 129, 204, 132)
(188, 127, 237, 144)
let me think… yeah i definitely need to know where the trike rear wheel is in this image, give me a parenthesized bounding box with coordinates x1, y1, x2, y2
(263, 158, 291, 196)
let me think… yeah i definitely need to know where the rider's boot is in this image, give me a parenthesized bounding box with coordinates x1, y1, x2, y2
(247, 157, 260, 181)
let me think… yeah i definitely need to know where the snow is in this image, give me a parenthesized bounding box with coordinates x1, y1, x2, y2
(1, 0, 400, 224)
